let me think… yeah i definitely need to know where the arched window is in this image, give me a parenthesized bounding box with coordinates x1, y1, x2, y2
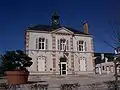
(36, 37, 48, 50)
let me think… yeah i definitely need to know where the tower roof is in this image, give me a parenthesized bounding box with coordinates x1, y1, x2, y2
(52, 12, 59, 17)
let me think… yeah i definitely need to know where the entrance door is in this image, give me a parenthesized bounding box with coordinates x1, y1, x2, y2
(60, 62, 67, 75)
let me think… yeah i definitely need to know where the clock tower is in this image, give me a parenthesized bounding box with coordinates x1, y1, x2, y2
(51, 12, 60, 28)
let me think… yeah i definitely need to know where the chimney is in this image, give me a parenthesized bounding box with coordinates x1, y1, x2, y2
(83, 21, 88, 34)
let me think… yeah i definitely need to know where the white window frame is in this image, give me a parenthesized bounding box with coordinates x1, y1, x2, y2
(60, 39, 66, 51)
(58, 39, 69, 51)
(77, 40, 87, 51)
(36, 37, 48, 50)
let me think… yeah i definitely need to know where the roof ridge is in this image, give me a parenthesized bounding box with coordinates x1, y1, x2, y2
(27, 24, 90, 35)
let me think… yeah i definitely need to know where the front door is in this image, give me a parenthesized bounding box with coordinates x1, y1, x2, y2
(60, 62, 67, 75)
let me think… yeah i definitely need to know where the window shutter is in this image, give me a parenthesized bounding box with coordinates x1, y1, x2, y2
(46, 39, 48, 50)
(36, 38, 38, 49)
(77, 41, 78, 51)
(84, 41, 87, 51)
(67, 40, 69, 50)
(58, 39, 60, 50)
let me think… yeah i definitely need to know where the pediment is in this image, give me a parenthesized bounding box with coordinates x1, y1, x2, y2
(51, 27, 74, 34)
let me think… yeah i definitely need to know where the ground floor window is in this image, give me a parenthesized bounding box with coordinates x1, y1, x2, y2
(37, 56, 46, 71)
(78, 57, 87, 71)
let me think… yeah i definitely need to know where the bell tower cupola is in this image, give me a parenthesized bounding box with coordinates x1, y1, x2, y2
(51, 12, 60, 28)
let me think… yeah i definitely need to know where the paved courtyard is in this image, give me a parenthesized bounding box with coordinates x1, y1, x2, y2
(0, 74, 117, 90)
(0, 74, 115, 85)
(28, 74, 115, 85)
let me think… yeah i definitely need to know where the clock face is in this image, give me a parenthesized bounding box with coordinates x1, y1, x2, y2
(54, 19, 58, 24)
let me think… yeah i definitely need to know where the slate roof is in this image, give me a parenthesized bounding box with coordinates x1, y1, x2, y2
(27, 24, 89, 35)
(94, 53, 114, 65)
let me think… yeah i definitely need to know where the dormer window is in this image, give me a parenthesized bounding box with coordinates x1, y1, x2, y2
(36, 37, 48, 50)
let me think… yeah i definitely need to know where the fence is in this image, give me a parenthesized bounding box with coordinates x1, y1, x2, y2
(60, 81, 120, 90)
(0, 81, 120, 90)
(0, 83, 49, 90)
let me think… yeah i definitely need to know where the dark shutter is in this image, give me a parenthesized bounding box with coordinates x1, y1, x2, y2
(46, 39, 48, 50)
(84, 41, 87, 51)
(77, 41, 78, 51)
(36, 38, 38, 49)
(58, 39, 60, 50)
(67, 40, 69, 50)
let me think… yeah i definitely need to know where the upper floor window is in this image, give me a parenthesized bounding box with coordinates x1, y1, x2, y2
(58, 39, 69, 51)
(77, 40, 87, 51)
(36, 37, 48, 50)
(60, 39, 66, 50)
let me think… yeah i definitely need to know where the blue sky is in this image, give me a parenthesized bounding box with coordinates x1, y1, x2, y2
(0, 0, 120, 53)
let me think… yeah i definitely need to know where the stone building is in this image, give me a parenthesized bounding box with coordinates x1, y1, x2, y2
(94, 53, 115, 74)
(25, 13, 94, 75)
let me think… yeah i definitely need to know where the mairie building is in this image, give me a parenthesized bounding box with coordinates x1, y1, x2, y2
(25, 13, 94, 75)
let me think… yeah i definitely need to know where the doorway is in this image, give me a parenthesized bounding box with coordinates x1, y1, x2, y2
(60, 62, 67, 75)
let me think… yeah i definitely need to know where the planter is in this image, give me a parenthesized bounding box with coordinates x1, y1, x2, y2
(5, 70, 29, 84)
